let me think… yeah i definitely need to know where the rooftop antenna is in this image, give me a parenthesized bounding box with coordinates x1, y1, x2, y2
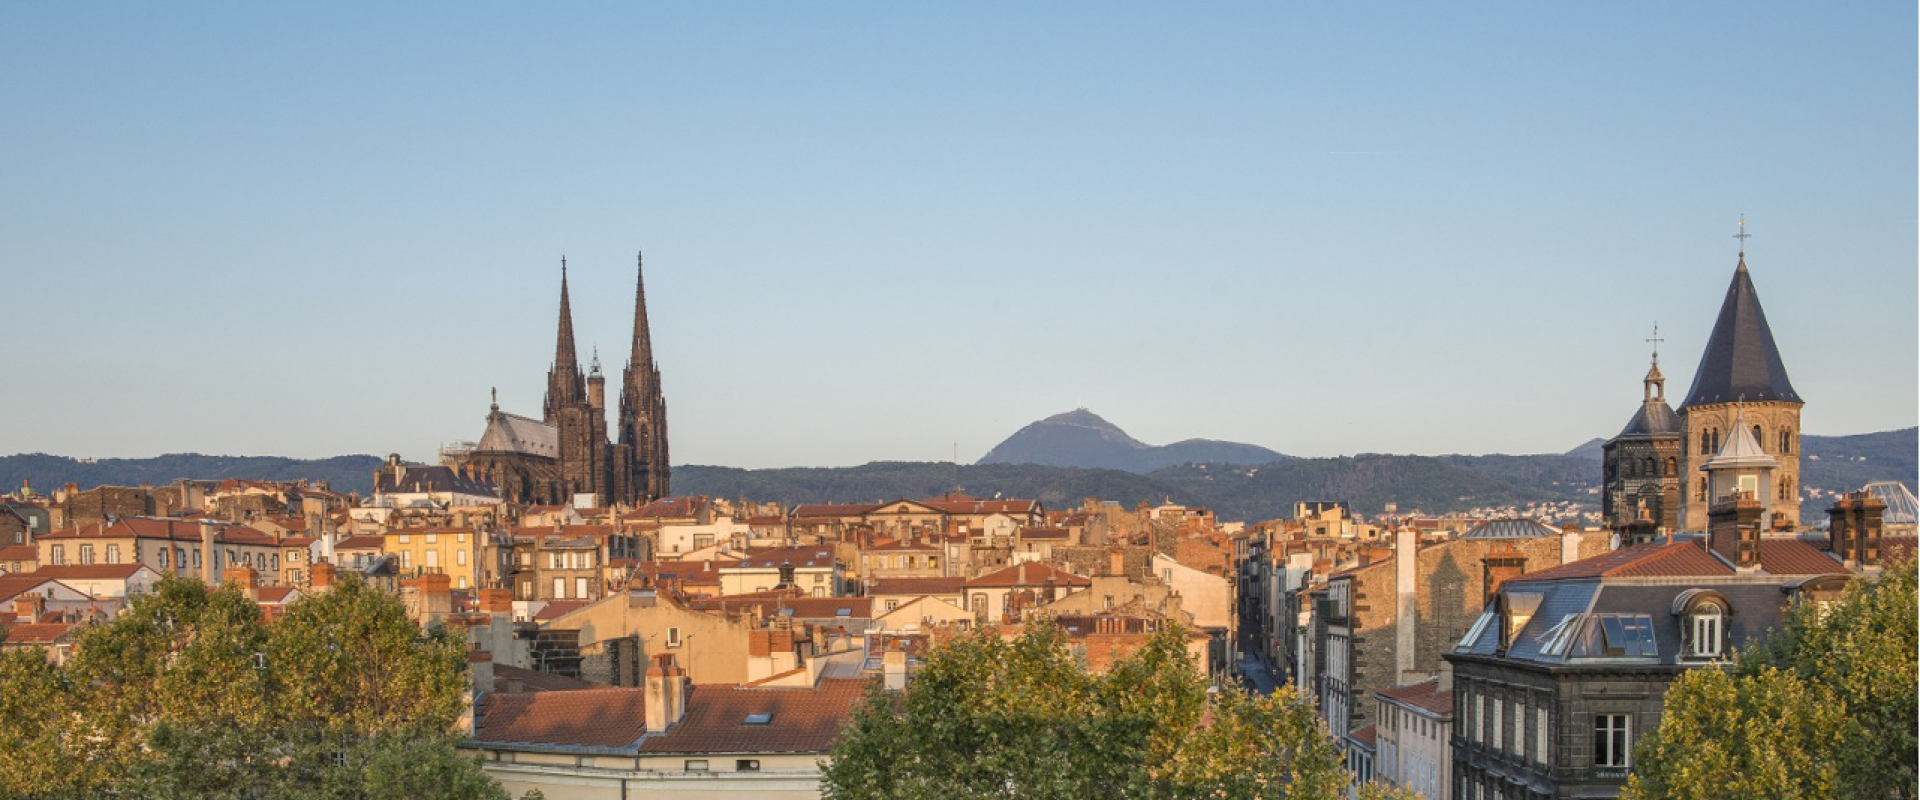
(1733, 215, 1751, 258)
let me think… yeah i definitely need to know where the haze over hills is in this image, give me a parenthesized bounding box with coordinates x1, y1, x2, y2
(976, 409, 1290, 473)
(1, 425, 1911, 524)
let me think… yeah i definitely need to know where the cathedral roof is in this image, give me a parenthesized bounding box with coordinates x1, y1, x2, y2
(1617, 399, 1681, 438)
(475, 411, 561, 458)
(1680, 259, 1801, 408)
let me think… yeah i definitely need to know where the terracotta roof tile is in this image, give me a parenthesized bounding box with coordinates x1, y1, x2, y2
(1756, 539, 1846, 575)
(1, 622, 76, 644)
(535, 600, 589, 621)
(1377, 679, 1454, 716)
(638, 679, 866, 755)
(27, 564, 150, 581)
(1511, 541, 1732, 583)
(0, 545, 38, 562)
(967, 562, 1091, 588)
(493, 664, 605, 693)
(869, 577, 966, 596)
(475, 688, 649, 748)
(1349, 723, 1377, 748)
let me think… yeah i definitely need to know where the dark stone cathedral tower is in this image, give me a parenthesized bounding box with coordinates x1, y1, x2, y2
(453, 254, 669, 507)
(616, 252, 670, 503)
(544, 260, 613, 502)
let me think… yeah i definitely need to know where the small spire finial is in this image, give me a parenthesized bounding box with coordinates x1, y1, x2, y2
(1733, 215, 1751, 258)
(1646, 322, 1664, 365)
(490, 386, 499, 411)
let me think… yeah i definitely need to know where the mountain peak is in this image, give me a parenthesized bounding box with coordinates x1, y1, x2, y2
(978, 410, 1286, 473)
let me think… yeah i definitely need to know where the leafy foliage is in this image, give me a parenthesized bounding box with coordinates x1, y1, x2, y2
(1624, 559, 1918, 800)
(822, 621, 1418, 800)
(0, 575, 509, 800)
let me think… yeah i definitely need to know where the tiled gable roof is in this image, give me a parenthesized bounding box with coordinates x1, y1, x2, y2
(869, 577, 967, 596)
(1756, 539, 1846, 575)
(0, 545, 37, 562)
(967, 562, 1091, 588)
(725, 546, 838, 570)
(28, 564, 151, 581)
(637, 679, 866, 755)
(1377, 679, 1454, 716)
(475, 688, 649, 748)
(1510, 541, 1730, 583)
(1, 622, 75, 644)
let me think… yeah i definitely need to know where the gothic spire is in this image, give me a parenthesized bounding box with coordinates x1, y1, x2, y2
(556, 257, 580, 372)
(629, 251, 655, 373)
(546, 257, 586, 417)
(1679, 253, 1801, 409)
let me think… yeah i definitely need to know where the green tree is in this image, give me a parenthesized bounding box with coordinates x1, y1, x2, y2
(0, 575, 508, 800)
(822, 620, 1418, 800)
(1625, 560, 1918, 800)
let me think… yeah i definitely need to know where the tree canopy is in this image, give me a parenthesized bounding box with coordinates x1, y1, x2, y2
(822, 620, 1415, 800)
(0, 575, 512, 800)
(1624, 559, 1918, 800)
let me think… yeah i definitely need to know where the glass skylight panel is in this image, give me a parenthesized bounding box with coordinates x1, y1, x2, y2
(1537, 614, 1582, 657)
(744, 712, 773, 725)
(1456, 610, 1495, 651)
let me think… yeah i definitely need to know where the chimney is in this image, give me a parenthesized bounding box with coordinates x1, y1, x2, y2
(1708, 493, 1766, 569)
(13, 593, 45, 623)
(469, 649, 495, 704)
(1827, 491, 1887, 567)
(645, 654, 689, 732)
(200, 521, 219, 584)
(882, 645, 908, 691)
(1481, 543, 1528, 604)
(1559, 528, 1582, 565)
(310, 560, 336, 591)
(478, 587, 513, 616)
(223, 567, 260, 602)
(1395, 528, 1419, 683)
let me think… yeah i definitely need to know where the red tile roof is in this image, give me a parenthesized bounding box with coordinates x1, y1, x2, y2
(726, 546, 838, 570)
(535, 600, 589, 621)
(1, 622, 75, 644)
(1349, 723, 1377, 748)
(1510, 541, 1732, 583)
(638, 679, 866, 754)
(27, 564, 150, 581)
(921, 498, 1039, 516)
(968, 562, 1091, 588)
(1021, 527, 1069, 540)
(694, 596, 873, 620)
(1376, 679, 1454, 716)
(1757, 539, 1847, 576)
(0, 576, 69, 603)
(37, 517, 274, 545)
(869, 577, 967, 596)
(0, 545, 37, 562)
(791, 503, 879, 519)
(256, 586, 299, 604)
(335, 536, 386, 551)
(475, 688, 649, 748)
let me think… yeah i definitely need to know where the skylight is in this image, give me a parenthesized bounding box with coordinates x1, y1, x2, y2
(744, 712, 773, 725)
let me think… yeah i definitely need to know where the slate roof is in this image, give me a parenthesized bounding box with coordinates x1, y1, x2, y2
(474, 688, 649, 748)
(373, 464, 499, 498)
(637, 679, 866, 755)
(1680, 259, 1802, 408)
(1618, 397, 1682, 438)
(474, 411, 561, 458)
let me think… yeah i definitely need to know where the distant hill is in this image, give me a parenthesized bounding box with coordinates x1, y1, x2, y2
(1563, 438, 1607, 460)
(0, 453, 383, 497)
(3, 428, 1909, 525)
(977, 409, 1288, 473)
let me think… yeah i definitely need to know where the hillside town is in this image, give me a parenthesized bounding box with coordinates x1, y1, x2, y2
(2, 250, 1914, 800)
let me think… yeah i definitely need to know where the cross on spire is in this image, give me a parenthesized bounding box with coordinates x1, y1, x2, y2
(1733, 215, 1752, 257)
(1646, 322, 1664, 365)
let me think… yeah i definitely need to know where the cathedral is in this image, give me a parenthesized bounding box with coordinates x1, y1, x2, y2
(449, 254, 670, 507)
(1603, 241, 1802, 541)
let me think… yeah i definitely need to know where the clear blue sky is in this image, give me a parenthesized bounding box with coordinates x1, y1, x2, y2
(2, 3, 1914, 468)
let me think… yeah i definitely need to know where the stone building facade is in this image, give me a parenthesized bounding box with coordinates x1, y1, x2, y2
(1602, 358, 1681, 542)
(1676, 255, 1803, 530)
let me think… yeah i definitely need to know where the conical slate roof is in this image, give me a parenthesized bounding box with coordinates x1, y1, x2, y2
(1702, 411, 1778, 472)
(1681, 259, 1801, 408)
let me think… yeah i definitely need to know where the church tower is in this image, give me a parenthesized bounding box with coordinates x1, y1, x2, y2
(1603, 344, 1682, 544)
(617, 251, 671, 503)
(1677, 247, 1803, 530)
(544, 260, 611, 504)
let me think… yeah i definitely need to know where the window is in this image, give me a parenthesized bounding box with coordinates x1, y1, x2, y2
(550, 553, 563, 569)
(1594, 714, 1631, 767)
(552, 577, 565, 598)
(1691, 602, 1724, 657)
(684, 760, 708, 772)
(159, 548, 170, 567)
(398, 534, 409, 544)
(79, 545, 95, 564)
(1537, 706, 1549, 764)
(106, 544, 120, 564)
(667, 627, 682, 647)
(425, 550, 439, 568)
(885, 600, 899, 611)
(425, 532, 437, 544)
(575, 577, 589, 598)
(457, 549, 468, 566)
(735, 759, 760, 772)
(1491, 697, 1503, 752)
(1780, 429, 1792, 454)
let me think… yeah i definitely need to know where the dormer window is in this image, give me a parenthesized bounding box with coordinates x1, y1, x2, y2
(1690, 602, 1724, 658)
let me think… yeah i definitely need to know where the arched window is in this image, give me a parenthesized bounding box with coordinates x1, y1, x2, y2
(1753, 425, 1763, 446)
(1644, 458, 1655, 477)
(1700, 432, 1711, 454)
(1780, 429, 1792, 454)
(1690, 601, 1724, 658)
(1666, 457, 1677, 476)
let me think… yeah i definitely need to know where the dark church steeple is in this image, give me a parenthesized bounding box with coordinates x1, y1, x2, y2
(1680, 254, 1801, 408)
(546, 258, 588, 419)
(619, 251, 671, 501)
